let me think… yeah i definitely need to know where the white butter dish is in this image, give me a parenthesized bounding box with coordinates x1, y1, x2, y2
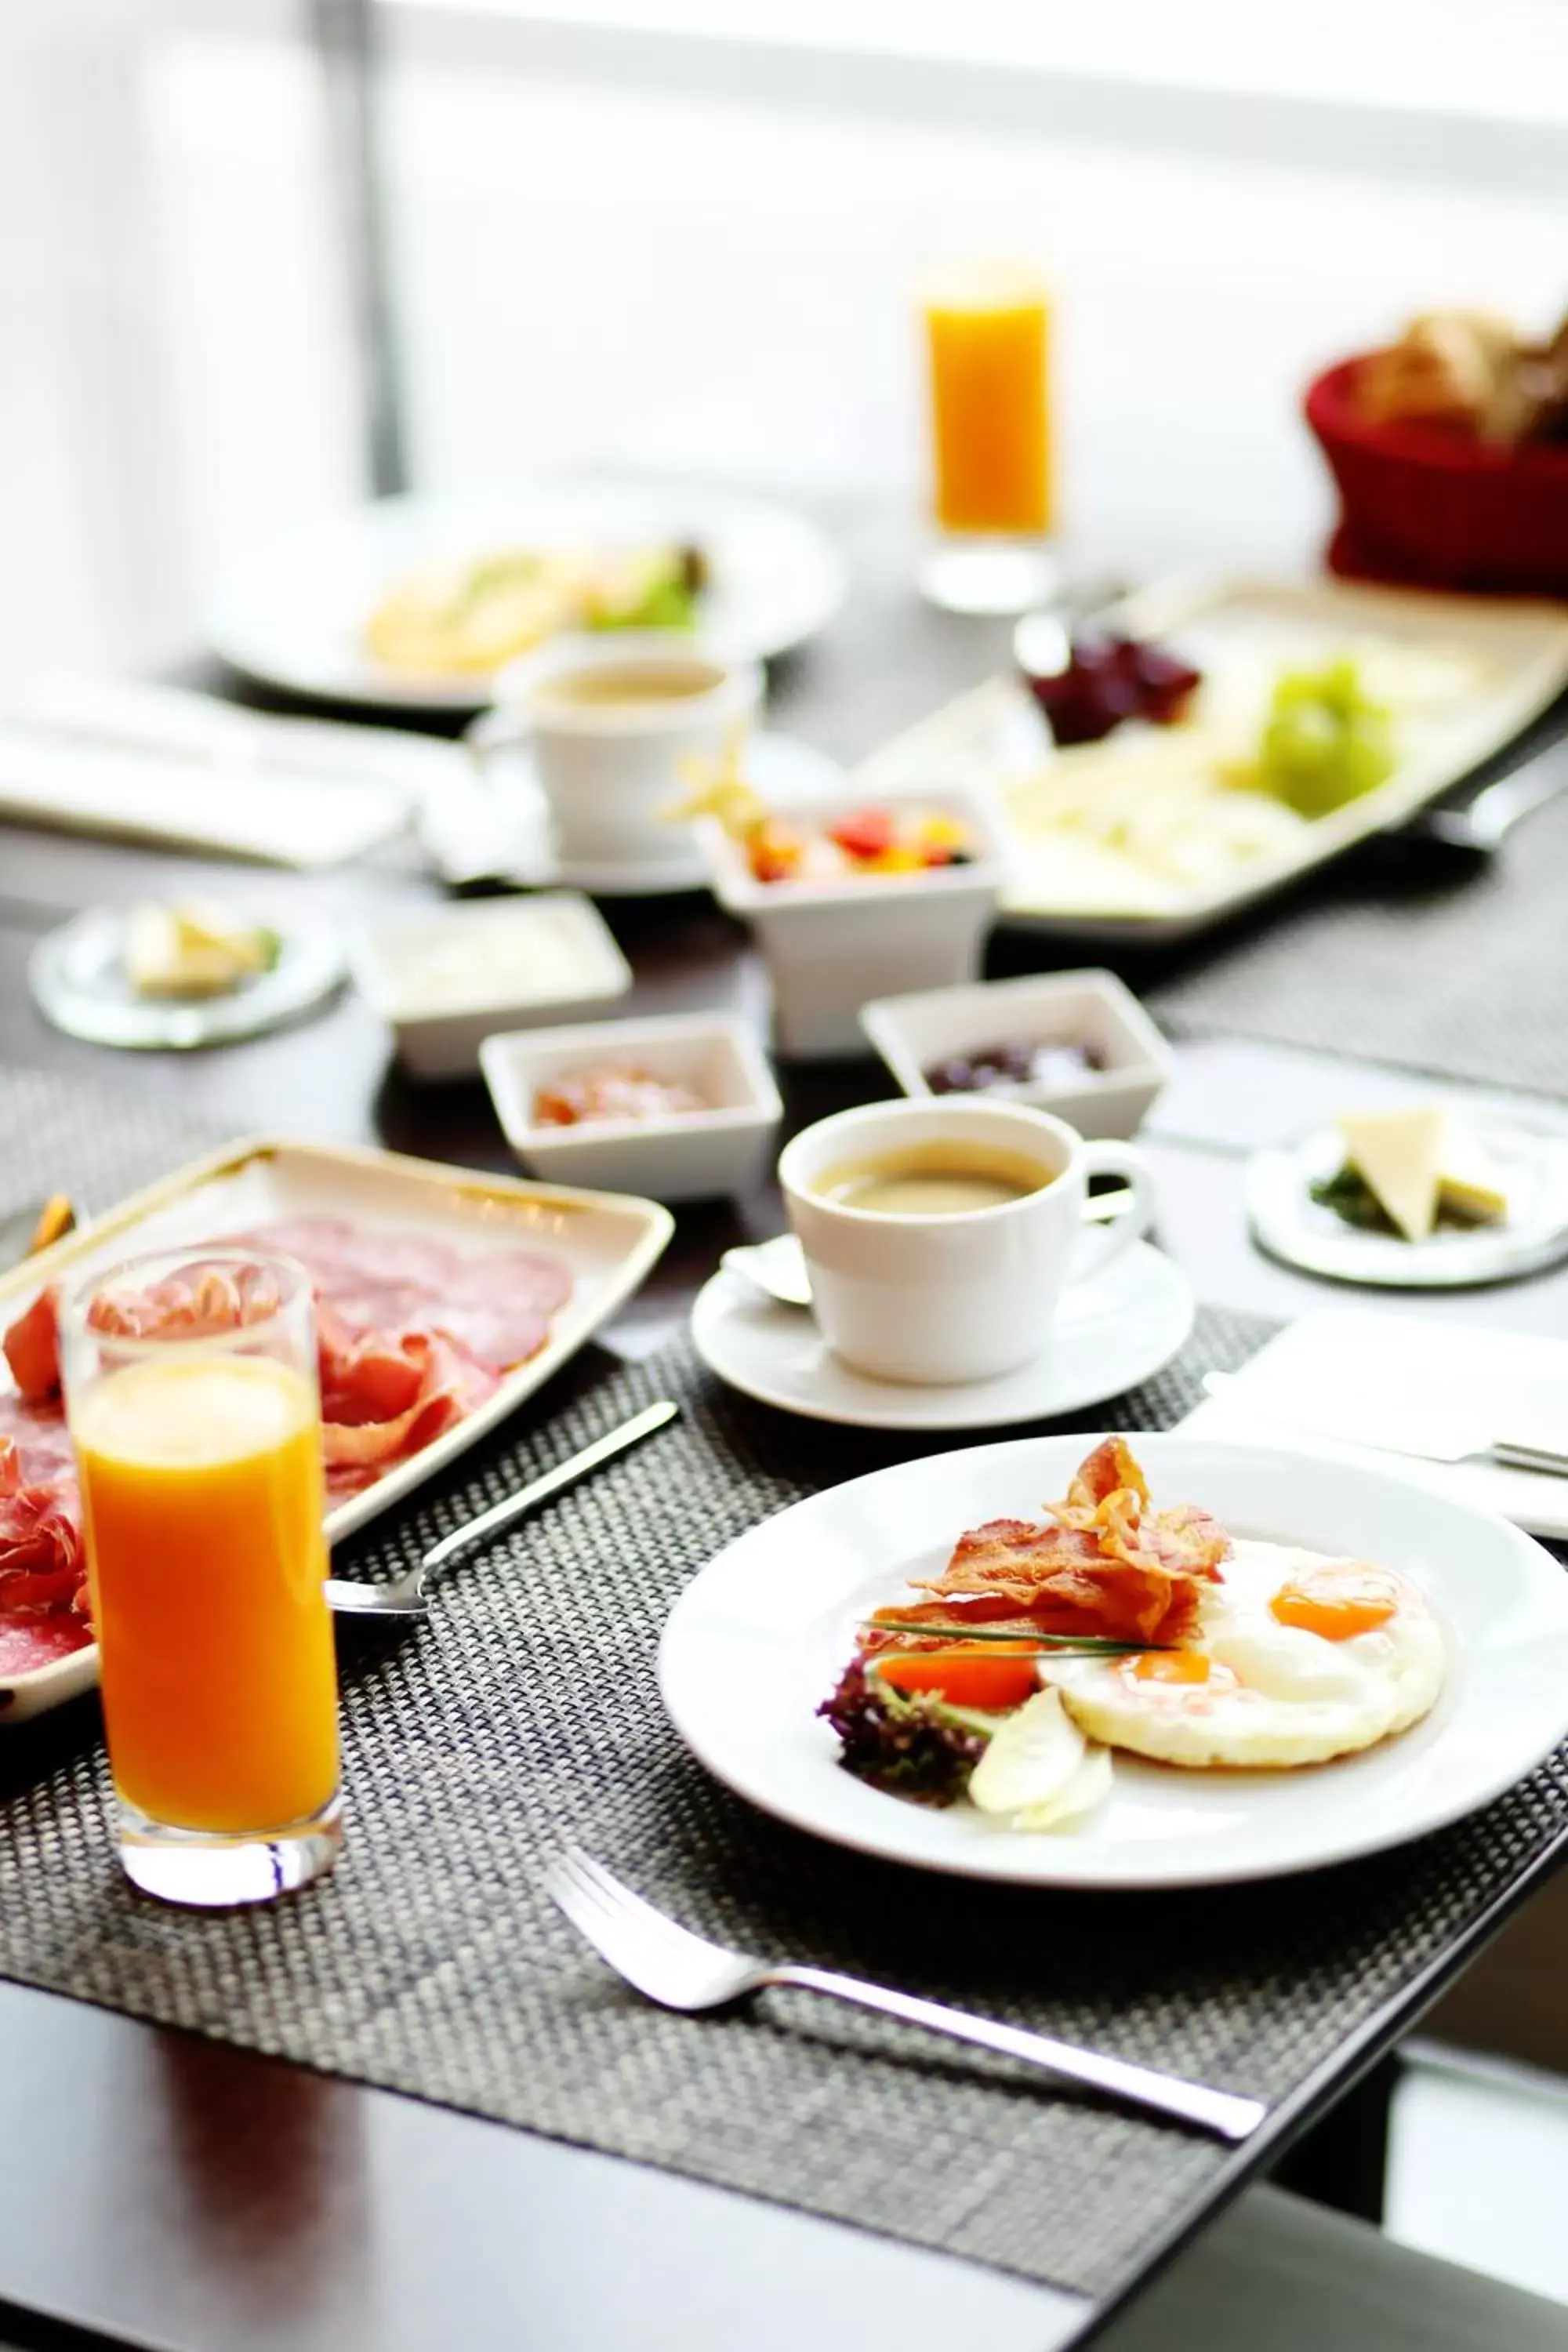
(353, 891, 632, 1078)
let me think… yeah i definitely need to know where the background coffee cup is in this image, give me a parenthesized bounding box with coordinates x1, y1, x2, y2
(465, 630, 762, 870)
(779, 1096, 1156, 1385)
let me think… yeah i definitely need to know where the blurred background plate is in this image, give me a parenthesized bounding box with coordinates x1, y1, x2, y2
(204, 479, 850, 713)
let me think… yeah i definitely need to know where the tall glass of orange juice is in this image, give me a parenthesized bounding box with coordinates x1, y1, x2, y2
(920, 262, 1058, 613)
(60, 1250, 342, 1907)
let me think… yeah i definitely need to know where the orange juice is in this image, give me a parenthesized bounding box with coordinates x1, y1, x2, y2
(924, 269, 1052, 535)
(75, 1353, 339, 1835)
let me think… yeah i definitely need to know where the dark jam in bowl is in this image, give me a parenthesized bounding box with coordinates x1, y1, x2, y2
(924, 1038, 1105, 1096)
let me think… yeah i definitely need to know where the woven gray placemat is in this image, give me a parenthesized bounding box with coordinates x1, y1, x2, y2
(1147, 783, 1568, 1095)
(5, 1064, 1568, 2305)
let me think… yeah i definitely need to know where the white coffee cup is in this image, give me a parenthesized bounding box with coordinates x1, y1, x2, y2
(779, 1096, 1156, 1385)
(465, 631, 761, 871)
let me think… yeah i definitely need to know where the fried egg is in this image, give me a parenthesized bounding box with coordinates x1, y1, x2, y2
(1043, 1541, 1446, 1769)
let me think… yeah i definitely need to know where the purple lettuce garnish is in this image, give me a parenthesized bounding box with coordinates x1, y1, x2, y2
(818, 1657, 989, 1806)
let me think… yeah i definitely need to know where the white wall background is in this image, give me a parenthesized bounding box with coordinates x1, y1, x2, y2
(0, 0, 1564, 685)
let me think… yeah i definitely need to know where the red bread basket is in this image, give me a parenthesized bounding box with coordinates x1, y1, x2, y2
(1305, 357, 1568, 597)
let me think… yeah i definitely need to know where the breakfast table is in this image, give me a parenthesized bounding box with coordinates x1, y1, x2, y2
(2, 504, 1568, 2352)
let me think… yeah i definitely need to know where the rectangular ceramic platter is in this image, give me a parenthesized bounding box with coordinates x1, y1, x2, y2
(0, 1139, 672, 1722)
(855, 573, 1568, 942)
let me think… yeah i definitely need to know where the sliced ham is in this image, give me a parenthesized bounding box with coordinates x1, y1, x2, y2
(0, 1392, 76, 1488)
(226, 1218, 566, 1370)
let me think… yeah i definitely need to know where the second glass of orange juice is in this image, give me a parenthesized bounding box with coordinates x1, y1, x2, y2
(61, 1250, 342, 1907)
(920, 261, 1058, 613)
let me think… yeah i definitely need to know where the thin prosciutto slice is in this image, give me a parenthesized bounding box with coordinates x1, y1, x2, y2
(0, 1436, 86, 1625)
(318, 1318, 500, 1494)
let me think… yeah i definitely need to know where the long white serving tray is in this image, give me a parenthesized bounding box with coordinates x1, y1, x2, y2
(855, 572, 1568, 942)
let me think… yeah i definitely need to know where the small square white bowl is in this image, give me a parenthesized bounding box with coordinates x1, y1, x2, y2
(352, 892, 633, 1078)
(695, 782, 1009, 1060)
(859, 969, 1174, 1139)
(480, 1012, 784, 1203)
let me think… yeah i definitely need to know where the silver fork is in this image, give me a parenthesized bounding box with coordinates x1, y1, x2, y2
(543, 1846, 1265, 2143)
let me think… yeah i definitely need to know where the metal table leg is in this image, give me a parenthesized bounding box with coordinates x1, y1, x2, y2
(307, 0, 408, 496)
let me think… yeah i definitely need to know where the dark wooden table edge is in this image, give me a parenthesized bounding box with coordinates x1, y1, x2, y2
(0, 1804, 1562, 2352)
(1074, 1814, 1568, 2346)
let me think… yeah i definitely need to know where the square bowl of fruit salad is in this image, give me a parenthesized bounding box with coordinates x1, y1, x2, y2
(681, 764, 1012, 1060)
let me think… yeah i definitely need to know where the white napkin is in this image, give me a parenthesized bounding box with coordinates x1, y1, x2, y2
(0, 677, 458, 866)
(1176, 1310, 1568, 1540)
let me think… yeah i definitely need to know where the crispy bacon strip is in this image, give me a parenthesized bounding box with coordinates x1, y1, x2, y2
(1146, 1502, 1231, 1577)
(883, 1578, 1200, 1650)
(1065, 1436, 1149, 1512)
(909, 1437, 1229, 1650)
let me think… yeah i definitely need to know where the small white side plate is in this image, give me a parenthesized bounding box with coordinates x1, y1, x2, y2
(30, 906, 345, 1052)
(1247, 1120, 1568, 1288)
(689, 1240, 1194, 1431)
(659, 1434, 1568, 1887)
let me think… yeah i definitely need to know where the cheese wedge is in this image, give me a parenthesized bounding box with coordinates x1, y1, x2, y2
(1337, 1109, 1444, 1240)
(1436, 1124, 1508, 1225)
(125, 902, 273, 999)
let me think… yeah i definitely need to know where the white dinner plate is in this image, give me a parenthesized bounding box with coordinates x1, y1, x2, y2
(659, 1434, 1568, 1887)
(689, 1240, 1194, 1432)
(205, 481, 849, 713)
(0, 1138, 672, 1723)
(419, 731, 845, 895)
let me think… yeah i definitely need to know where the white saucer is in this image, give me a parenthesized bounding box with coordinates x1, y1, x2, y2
(1247, 1119, 1568, 1290)
(690, 1240, 1194, 1431)
(419, 731, 845, 897)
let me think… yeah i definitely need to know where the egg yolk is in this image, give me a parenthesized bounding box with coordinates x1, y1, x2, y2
(1119, 1651, 1240, 1700)
(1269, 1563, 1400, 1642)
(1127, 1650, 1213, 1683)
